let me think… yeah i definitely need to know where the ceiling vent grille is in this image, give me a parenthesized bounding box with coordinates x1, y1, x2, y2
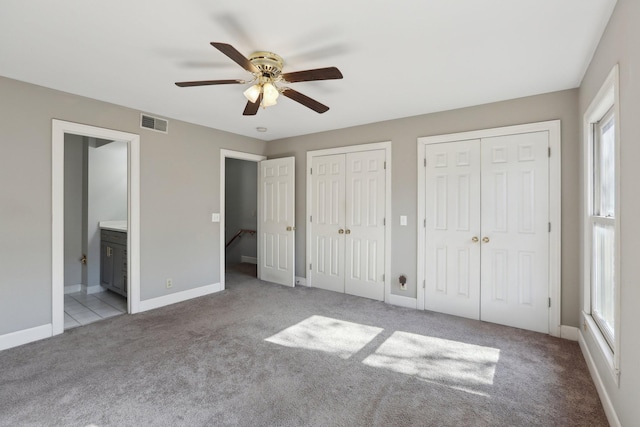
(140, 114, 168, 133)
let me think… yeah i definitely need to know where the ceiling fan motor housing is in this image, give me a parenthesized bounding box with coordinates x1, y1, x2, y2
(249, 51, 284, 77)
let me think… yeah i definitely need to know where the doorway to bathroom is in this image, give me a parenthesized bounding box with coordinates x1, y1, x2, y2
(52, 120, 140, 336)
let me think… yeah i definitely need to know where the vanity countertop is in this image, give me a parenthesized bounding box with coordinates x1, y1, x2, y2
(99, 220, 127, 232)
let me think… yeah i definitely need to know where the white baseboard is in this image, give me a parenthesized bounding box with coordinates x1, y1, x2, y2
(138, 283, 222, 313)
(84, 284, 105, 295)
(388, 293, 417, 309)
(0, 324, 52, 352)
(241, 256, 257, 264)
(64, 284, 82, 294)
(560, 325, 579, 341)
(578, 331, 621, 427)
(295, 276, 307, 287)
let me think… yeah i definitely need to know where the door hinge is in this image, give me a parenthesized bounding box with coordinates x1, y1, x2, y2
(423, 280, 426, 289)
(548, 222, 551, 232)
(424, 219, 426, 227)
(424, 158, 427, 167)
(382, 273, 385, 281)
(548, 147, 551, 157)
(384, 161, 386, 170)
(310, 168, 312, 175)
(383, 218, 386, 226)
(548, 298, 551, 308)
(310, 215, 312, 223)
(309, 263, 312, 270)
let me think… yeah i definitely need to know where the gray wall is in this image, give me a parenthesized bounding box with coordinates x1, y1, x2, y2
(63, 134, 84, 287)
(0, 75, 266, 336)
(578, 0, 640, 424)
(266, 89, 580, 326)
(86, 139, 128, 288)
(225, 158, 258, 265)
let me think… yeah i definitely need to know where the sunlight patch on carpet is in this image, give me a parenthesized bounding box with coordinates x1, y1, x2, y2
(362, 331, 500, 391)
(265, 315, 383, 359)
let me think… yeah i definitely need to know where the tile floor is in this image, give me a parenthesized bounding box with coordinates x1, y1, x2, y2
(64, 290, 127, 329)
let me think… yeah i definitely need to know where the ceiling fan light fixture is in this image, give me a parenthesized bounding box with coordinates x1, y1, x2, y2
(261, 82, 279, 107)
(243, 84, 261, 103)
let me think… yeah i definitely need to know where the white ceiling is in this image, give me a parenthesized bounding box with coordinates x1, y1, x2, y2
(0, 0, 616, 141)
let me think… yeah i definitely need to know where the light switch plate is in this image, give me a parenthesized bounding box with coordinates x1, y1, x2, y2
(400, 215, 407, 226)
(211, 213, 220, 222)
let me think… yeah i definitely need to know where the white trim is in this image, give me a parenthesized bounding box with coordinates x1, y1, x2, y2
(388, 294, 418, 309)
(241, 256, 258, 264)
(219, 149, 266, 290)
(417, 120, 562, 336)
(64, 284, 82, 294)
(138, 283, 222, 312)
(579, 329, 622, 427)
(560, 325, 579, 341)
(581, 64, 621, 383)
(306, 141, 392, 302)
(0, 324, 52, 352)
(52, 120, 141, 336)
(85, 284, 105, 295)
(295, 276, 308, 286)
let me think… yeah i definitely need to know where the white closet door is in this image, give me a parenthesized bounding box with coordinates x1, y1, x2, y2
(480, 132, 549, 333)
(424, 140, 481, 319)
(344, 150, 386, 301)
(258, 157, 295, 287)
(310, 154, 346, 293)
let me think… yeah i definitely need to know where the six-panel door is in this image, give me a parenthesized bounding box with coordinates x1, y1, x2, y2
(480, 132, 549, 333)
(424, 131, 550, 333)
(259, 157, 295, 287)
(424, 140, 482, 319)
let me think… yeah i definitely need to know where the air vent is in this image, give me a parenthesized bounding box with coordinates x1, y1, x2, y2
(140, 114, 168, 133)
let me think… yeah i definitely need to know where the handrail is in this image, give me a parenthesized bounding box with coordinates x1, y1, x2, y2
(225, 229, 256, 248)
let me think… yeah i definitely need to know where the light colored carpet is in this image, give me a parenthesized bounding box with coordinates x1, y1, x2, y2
(0, 266, 608, 426)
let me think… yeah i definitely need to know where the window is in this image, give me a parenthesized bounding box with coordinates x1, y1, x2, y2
(590, 107, 616, 348)
(583, 64, 620, 381)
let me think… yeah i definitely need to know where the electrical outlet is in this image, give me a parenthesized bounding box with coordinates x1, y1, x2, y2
(166, 278, 173, 289)
(399, 274, 407, 290)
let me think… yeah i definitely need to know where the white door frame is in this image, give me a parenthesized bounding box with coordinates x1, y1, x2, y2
(219, 149, 266, 290)
(417, 120, 561, 336)
(52, 120, 141, 335)
(306, 141, 392, 302)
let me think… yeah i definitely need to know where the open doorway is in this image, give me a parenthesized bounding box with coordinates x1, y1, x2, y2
(63, 135, 128, 329)
(225, 158, 258, 281)
(52, 120, 140, 336)
(219, 150, 265, 289)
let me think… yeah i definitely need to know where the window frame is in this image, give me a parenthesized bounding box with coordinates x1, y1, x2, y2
(582, 64, 621, 385)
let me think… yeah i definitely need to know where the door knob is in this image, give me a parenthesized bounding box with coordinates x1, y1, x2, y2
(345, 229, 351, 234)
(482, 237, 490, 243)
(338, 229, 344, 234)
(286, 226, 296, 231)
(471, 236, 479, 243)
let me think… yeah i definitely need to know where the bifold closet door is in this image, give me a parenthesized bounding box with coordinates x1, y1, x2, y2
(310, 150, 386, 301)
(480, 132, 549, 333)
(424, 140, 482, 319)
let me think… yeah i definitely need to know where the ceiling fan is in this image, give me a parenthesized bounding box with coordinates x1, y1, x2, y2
(175, 42, 343, 116)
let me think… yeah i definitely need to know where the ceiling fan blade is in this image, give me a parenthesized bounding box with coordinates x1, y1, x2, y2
(210, 42, 259, 74)
(175, 79, 244, 87)
(281, 67, 343, 83)
(243, 93, 263, 116)
(282, 88, 330, 113)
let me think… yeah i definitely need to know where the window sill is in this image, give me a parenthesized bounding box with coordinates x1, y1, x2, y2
(582, 311, 620, 387)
